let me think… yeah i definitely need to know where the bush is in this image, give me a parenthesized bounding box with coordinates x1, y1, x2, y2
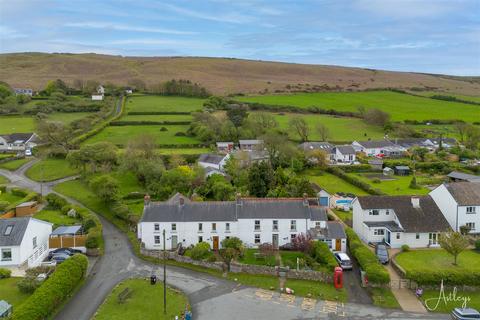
(189, 242, 211, 260)
(61, 204, 73, 215)
(17, 277, 40, 294)
(0, 185, 6, 193)
(12, 254, 88, 320)
(123, 192, 144, 200)
(86, 230, 101, 249)
(0, 201, 9, 211)
(310, 241, 338, 271)
(83, 217, 97, 232)
(401, 245, 410, 252)
(45, 193, 68, 210)
(475, 239, 480, 251)
(174, 131, 186, 136)
(160, 127, 168, 131)
(0, 268, 11, 278)
(11, 188, 28, 197)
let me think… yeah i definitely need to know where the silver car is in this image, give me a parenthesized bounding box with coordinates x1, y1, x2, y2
(451, 308, 480, 320)
(334, 252, 353, 270)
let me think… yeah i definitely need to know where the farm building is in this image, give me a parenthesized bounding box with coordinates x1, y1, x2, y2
(0, 133, 38, 152)
(239, 139, 263, 151)
(15, 201, 38, 217)
(446, 171, 480, 183)
(394, 166, 410, 176)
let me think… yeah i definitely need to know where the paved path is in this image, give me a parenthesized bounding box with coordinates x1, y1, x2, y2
(0, 166, 447, 320)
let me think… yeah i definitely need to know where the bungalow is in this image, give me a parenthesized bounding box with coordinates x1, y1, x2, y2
(446, 171, 480, 183)
(299, 142, 335, 163)
(430, 182, 480, 234)
(216, 142, 234, 154)
(332, 145, 356, 164)
(91, 94, 103, 101)
(0, 217, 53, 268)
(198, 153, 230, 171)
(0, 133, 38, 152)
(138, 193, 347, 252)
(429, 138, 457, 149)
(352, 140, 406, 157)
(394, 166, 410, 176)
(14, 88, 33, 96)
(352, 195, 451, 248)
(239, 139, 263, 151)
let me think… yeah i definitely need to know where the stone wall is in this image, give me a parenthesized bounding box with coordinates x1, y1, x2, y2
(141, 248, 223, 271)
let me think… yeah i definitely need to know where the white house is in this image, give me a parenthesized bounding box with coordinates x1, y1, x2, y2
(352, 195, 451, 248)
(97, 85, 105, 95)
(216, 142, 234, 154)
(352, 140, 406, 157)
(138, 194, 347, 252)
(0, 217, 53, 268)
(239, 139, 263, 151)
(14, 88, 33, 96)
(198, 153, 230, 171)
(299, 142, 357, 165)
(430, 182, 480, 234)
(332, 145, 356, 164)
(91, 94, 104, 101)
(0, 133, 38, 152)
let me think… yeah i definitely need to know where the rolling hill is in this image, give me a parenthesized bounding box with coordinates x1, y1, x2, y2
(0, 52, 479, 95)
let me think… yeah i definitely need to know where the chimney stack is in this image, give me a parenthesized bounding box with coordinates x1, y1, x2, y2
(235, 193, 242, 206)
(144, 194, 151, 206)
(411, 196, 420, 208)
(303, 193, 309, 207)
(179, 197, 185, 206)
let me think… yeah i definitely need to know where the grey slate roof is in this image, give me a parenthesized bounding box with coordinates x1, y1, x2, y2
(239, 140, 263, 145)
(355, 140, 396, 149)
(363, 221, 404, 232)
(198, 154, 225, 165)
(395, 166, 410, 170)
(326, 221, 347, 239)
(51, 225, 82, 236)
(141, 197, 328, 223)
(0, 133, 35, 144)
(334, 145, 355, 155)
(0, 217, 30, 246)
(447, 171, 480, 183)
(299, 142, 334, 153)
(356, 195, 451, 233)
(445, 182, 480, 205)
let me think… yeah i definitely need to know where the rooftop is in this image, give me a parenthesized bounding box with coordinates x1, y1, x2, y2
(198, 154, 226, 165)
(0, 133, 35, 144)
(51, 225, 82, 236)
(445, 182, 480, 206)
(447, 171, 480, 182)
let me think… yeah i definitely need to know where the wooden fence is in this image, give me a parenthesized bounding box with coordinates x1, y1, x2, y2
(49, 235, 87, 248)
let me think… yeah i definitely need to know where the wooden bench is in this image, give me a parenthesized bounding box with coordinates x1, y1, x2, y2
(117, 287, 133, 304)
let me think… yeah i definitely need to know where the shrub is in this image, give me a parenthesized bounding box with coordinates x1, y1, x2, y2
(372, 178, 381, 184)
(12, 254, 88, 320)
(0, 185, 6, 193)
(160, 127, 168, 131)
(45, 193, 68, 209)
(310, 241, 338, 271)
(174, 131, 186, 136)
(475, 239, 480, 251)
(401, 245, 410, 252)
(190, 242, 211, 260)
(17, 277, 40, 294)
(0, 268, 11, 278)
(221, 237, 243, 251)
(123, 192, 144, 200)
(86, 230, 101, 249)
(11, 188, 28, 197)
(83, 217, 97, 232)
(0, 201, 9, 211)
(61, 204, 73, 215)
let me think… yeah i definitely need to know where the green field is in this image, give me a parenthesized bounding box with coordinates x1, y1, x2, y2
(94, 279, 189, 320)
(0, 278, 31, 308)
(237, 91, 480, 122)
(346, 173, 429, 195)
(127, 95, 205, 113)
(83, 125, 200, 146)
(35, 209, 81, 228)
(0, 158, 32, 171)
(304, 169, 369, 196)
(0, 175, 8, 184)
(120, 114, 193, 122)
(268, 112, 385, 142)
(411, 91, 480, 104)
(25, 158, 78, 182)
(396, 249, 480, 274)
(0, 116, 35, 134)
(48, 112, 93, 124)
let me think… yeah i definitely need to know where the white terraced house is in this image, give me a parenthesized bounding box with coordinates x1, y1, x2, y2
(138, 193, 347, 252)
(430, 182, 480, 234)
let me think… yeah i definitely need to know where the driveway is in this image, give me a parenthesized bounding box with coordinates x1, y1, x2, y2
(0, 165, 448, 320)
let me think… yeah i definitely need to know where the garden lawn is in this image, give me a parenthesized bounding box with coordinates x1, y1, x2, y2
(268, 112, 385, 142)
(237, 91, 480, 122)
(421, 289, 480, 313)
(110, 171, 145, 197)
(0, 116, 35, 134)
(83, 125, 200, 146)
(157, 148, 209, 155)
(332, 209, 352, 225)
(368, 287, 400, 309)
(346, 173, 429, 195)
(304, 169, 369, 196)
(396, 249, 480, 274)
(0, 191, 24, 205)
(25, 158, 79, 182)
(0, 277, 31, 308)
(238, 249, 277, 266)
(127, 95, 205, 113)
(0, 175, 8, 184)
(280, 251, 306, 269)
(94, 278, 189, 320)
(120, 114, 193, 122)
(0, 158, 31, 171)
(35, 209, 81, 228)
(286, 279, 347, 302)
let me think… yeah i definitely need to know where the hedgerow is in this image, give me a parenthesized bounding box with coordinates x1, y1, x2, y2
(310, 241, 338, 271)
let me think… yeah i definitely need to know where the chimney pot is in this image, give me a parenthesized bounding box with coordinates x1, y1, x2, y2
(411, 196, 420, 208)
(144, 194, 151, 206)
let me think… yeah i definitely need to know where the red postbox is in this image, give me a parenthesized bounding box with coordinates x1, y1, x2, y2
(334, 266, 343, 289)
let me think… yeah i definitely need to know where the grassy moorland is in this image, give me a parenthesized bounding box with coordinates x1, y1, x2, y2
(237, 91, 480, 122)
(25, 158, 79, 182)
(304, 169, 369, 196)
(83, 125, 201, 146)
(93, 279, 189, 320)
(126, 95, 205, 113)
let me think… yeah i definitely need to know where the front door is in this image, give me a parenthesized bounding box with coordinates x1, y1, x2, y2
(171, 236, 178, 249)
(429, 233, 438, 245)
(272, 234, 279, 249)
(213, 236, 219, 250)
(335, 239, 341, 251)
(385, 230, 391, 245)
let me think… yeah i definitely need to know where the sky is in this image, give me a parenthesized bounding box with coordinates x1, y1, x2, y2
(0, 0, 479, 76)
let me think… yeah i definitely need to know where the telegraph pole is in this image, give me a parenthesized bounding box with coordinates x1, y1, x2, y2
(163, 229, 166, 315)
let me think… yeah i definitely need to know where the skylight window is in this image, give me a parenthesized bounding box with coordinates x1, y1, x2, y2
(4, 225, 13, 236)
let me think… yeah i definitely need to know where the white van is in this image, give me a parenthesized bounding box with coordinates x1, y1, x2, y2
(334, 252, 353, 270)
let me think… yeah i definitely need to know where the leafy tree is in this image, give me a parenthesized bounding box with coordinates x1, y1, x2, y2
(409, 176, 418, 189)
(410, 147, 429, 162)
(220, 237, 244, 271)
(16, 94, 31, 104)
(306, 149, 329, 168)
(168, 154, 186, 169)
(226, 105, 248, 127)
(363, 108, 390, 126)
(454, 122, 468, 143)
(246, 112, 278, 136)
(203, 96, 227, 110)
(247, 162, 275, 197)
(289, 116, 309, 142)
(0, 84, 12, 99)
(465, 125, 480, 150)
(315, 123, 330, 141)
(36, 121, 74, 153)
(261, 131, 297, 169)
(67, 142, 118, 173)
(148, 165, 198, 199)
(89, 174, 119, 203)
(439, 232, 469, 265)
(291, 233, 313, 253)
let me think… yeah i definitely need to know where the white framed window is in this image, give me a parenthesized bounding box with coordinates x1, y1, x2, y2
(315, 221, 321, 228)
(416, 233, 420, 239)
(290, 234, 297, 241)
(374, 229, 385, 236)
(171, 223, 176, 231)
(212, 223, 217, 232)
(369, 210, 379, 216)
(154, 224, 160, 231)
(466, 222, 476, 231)
(290, 220, 296, 231)
(225, 223, 230, 232)
(272, 220, 278, 231)
(466, 207, 476, 214)
(1, 249, 11, 261)
(254, 220, 261, 231)
(154, 236, 160, 245)
(4, 225, 13, 236)
(198, 236, 203, 243)
(396, 233, 401, 240)
(254, 234, 260, 244)
(386, 210, 390, 215)
(33, 236, 37, 248)
(198, 223, 203, 232)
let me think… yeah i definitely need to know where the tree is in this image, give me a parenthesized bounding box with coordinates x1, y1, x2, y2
(36, 121, 74, 153)
(454, 122, 468, 143)
(438, 232, 469, 265)
(409, 176, 418, 189)
(261, 131, 297, 169)
(410, 147, 429, 162)
(203, 96, 227, 110)
(67, 142, 118, 173)
(168, 154, 186, 168)
(220, 237, 244, 272)
(291, 233, 313, 253)
(465, 125, 480, 150)
(126, 134, 157, 160)
(259, 243, 275, 257)
(306, 149, 329, 168)
(289, 116, 309, 142)
(226, 105, 248, 127)
(315, 123, 330, 141)
(89, 175, 119, 203)
(363, 108, 390, 126)
(0, 84, 12, 99)
(246, 112, 278, 136)
(247, 162, 275, 197)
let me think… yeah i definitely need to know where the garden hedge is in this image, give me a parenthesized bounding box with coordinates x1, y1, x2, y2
(12, 254, 88, 320)
(127, 111, 192, 115)
(110, 120, 191, 126)
(403, 269, 480, 286)
(345, 227, 390, 284)
(310, 241, 338, 271)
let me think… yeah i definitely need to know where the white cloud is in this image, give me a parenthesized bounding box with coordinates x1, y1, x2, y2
(354, 0, 458, 18)
(162, 3, 253, 24)
(64, 21, 196, 35)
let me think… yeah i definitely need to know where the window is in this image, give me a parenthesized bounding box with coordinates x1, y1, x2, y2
(198, 223, 203, 232)
(272, 220, 278, 231)
(369, 210, 379, 216)
(416, 233, 420, 239)
(290, 234, 297, 241)
(154, 236, 160, 245)
(466, 207, 476, 214)
(198, 236, 203, 243)
(32, 236, 37, 248)
(315, 221, 321, 228)
(225, 236, 230, 240)
(225, 223, 230, 232)
(212, 223, 217, 232)
(1, 249, 11, 261)
(154, 224, 159, 232)
(4, 225, 13, 236)
(254, 234, 260, 244)
(254, 220, 261, 231)
(290, 220, 297, 231)
(386, 210, 390, 215)
(466, 222, 476, 232)
(374, 229, 385, 236)
(396, 233, 401, 240)
(171, 223, 176, 231)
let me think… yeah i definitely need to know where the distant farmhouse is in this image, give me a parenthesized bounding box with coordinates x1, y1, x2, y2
(0, 133, 38, 152)
(14, 88, 33, 96)
(299, 142, 356, 165)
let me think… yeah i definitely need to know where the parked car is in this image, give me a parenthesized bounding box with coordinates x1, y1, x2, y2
(48, 248, 82, 259)
(375, 244, 389, 264)
(25, 149, 32, 156)
(334, 252, 353, 270)
(279, 243, 295, 251)
(451, 308, 480, 319)
(50, 253, 71, 264)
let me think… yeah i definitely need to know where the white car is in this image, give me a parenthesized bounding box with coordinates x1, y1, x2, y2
(25, 149, 32, 156)
(334, 252, 353, 270)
